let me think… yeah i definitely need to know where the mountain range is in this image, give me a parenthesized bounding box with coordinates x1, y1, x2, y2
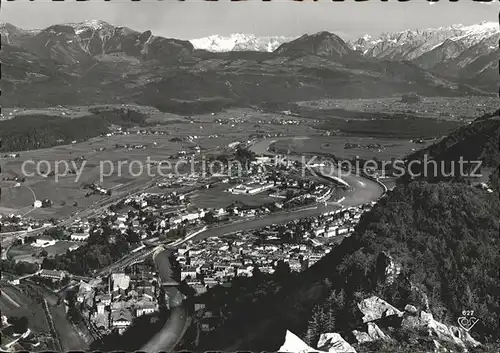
(0, 20, 495, 112)
(190, 33, 295, 53)
(191, 22, 498, 92)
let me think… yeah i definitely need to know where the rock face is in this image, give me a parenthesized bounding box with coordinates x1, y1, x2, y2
(404, 304, 418, 315)
(317, 333, 357, 353)
(357, 296, 403, 323)
(350, 21, 498, 63)
(375, 252, 402, 284)
(402, 311, 481, 350)
(279, 330, 321, 353)
(352, 297, 482, 351)
(0, 20, 194, 65)
(352, 322, 391, 344)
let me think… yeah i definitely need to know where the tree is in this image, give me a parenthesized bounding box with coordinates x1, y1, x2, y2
(234, 147, 256, 169)
(203, 211, 217, 224)
(285, 189, 295, 201)
(125, 229, 140, 243)
(304, 308, 321, 346)
(8, 316, 29, 334)
(274, 260, 291, 279)
(40, 249, 48, 257)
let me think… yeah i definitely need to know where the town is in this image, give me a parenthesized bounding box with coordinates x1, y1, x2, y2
(1, 143, 378, 351)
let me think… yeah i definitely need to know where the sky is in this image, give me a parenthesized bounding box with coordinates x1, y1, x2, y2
(1, 0, 498, 40)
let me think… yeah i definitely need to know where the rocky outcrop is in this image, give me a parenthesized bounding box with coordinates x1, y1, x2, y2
(375, 252, 402, 285)
(404, 304, 418, 315)
(402, 310, 481, 350)
(407, 282, 430, 312)
(279, 330, 321, 353)
(352, 296, 482, 351)
(357, 296, 403, 323)
(352, 322, 391, 344)
(317, 333, 357, 353)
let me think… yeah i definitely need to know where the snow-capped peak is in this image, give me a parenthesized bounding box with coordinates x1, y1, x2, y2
(66, 20, 111, 34)
(190, 33, 296, 52)
(349, 21, 499, 60)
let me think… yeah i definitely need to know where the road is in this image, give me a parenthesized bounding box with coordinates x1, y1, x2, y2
(0, 288, 21, 308)
(141, 137, 385, 352)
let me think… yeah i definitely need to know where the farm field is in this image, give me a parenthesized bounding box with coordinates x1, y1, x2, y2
(271, 136, 424, 162)
(0, 184, 36, 210)
(0, 285, 50, 334)
(7, 240, 82, 262)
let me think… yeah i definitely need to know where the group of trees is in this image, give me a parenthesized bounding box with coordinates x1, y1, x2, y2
(158, 227, 187, 241)
(1, 259, 38, 276)
(42, 227, 67, 240)
(403, 109, 500, 184)
(0, 108, 150, 153)
(0, 114, 109, 152)
(7, 316, 29, 334)
(234, 147, 257, 169)
(41, 226, 130, 275)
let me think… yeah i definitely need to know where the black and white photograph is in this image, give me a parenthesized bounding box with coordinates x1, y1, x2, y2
(0, 0, 499, 352)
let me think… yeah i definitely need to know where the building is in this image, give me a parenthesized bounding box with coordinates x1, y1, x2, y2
(136, 301, 158, 317)
(229, 183, 275, 195)
(77, 282, 93, 303)
(181, 266, 198, 281)
(71, 232, 90, 241)
(33, 236, 57, 248)
(111, 273, 131, 291)
(68, 244, 81, 252)
(111, 308, 133, 331)
(39, 269, 66, 281)
(96, 294, 111, 306)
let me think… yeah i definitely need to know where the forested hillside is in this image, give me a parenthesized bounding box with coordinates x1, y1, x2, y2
(402, 109, 500, 184)
(0, 108, 149, 152)
(179, 181, 500, 353)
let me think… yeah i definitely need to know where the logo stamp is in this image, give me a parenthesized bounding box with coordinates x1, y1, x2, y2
(457, 310, 479, 332)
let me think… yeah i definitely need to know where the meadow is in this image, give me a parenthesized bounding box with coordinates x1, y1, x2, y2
(7, 240, 81, 263)
(0, 285, 50, 334)
(271, 136, 422, 162)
